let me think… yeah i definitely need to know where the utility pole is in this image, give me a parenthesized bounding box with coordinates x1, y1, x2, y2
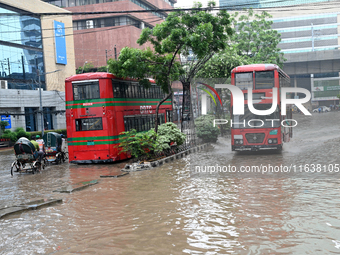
(21, 55, 25, 80)
(7, 58, 10, 75)
(311, 23, 314, 51)
(105, 46, 114, 72)
(114, 45, 117, 60)
(37, 69, 44, 137)
(36, 69, 61, 137)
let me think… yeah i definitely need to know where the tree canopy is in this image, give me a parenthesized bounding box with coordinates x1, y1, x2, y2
(198, 9, 285, 81)
(108, 1, 233, 131)
(231, 9, 285, 67)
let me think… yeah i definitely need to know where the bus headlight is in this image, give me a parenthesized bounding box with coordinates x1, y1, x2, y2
(268, 139, 277, 144)
(235, 139, 243, 145)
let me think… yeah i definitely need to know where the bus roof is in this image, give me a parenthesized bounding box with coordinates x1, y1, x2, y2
(65, 72, 156, 84)
(232, 64, 279, 73)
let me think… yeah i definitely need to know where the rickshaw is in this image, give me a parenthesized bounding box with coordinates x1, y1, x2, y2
(43, 132, 66, 164)
(11, 137, 45, 176)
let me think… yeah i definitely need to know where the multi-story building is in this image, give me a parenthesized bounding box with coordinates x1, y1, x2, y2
(0, 0, 76, 131)
(220, 0, 340, 107)
(43, 0, 176, 69)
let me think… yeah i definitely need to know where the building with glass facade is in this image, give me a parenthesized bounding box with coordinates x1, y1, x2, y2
(221, 0, 340, 106)
(0, 0, 76, 132)
(220, 0, 331, 10)
(42, 0, 176, 68)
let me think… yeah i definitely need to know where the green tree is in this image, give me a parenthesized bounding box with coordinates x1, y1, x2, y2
(108, 1, 233, 132)
(76, 62, 95, 74)
(232, 9, 285, 67)
(0, 121, 9, 133)
(197, 45, 248, 82)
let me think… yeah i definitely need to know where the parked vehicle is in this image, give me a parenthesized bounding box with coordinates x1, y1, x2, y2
(65, 72, 173, 164)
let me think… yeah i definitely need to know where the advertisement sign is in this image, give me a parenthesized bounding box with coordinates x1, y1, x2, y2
(54, 20, 67, 65)
(312, 86, 324, 91)
(1, 115, 11, 129)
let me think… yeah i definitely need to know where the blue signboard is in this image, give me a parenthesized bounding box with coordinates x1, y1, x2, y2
(54, 20, 67, 65)
(1, 115, 11, 129)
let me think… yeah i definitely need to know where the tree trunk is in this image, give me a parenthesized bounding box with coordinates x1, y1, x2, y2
(154, 91, 172, 134)
(181, 81, 191, 132)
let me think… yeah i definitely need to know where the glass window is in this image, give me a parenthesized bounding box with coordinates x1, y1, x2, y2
(255, 71, 275, 89)
(76, 117, 103, 131)
(235, 72, 253, 90)
(119, 17, 127, 26)
(73, 81, 100, 100)
(232, 104, 280, 129)
(113, 80, 122, 98)
(104, 18, 115, 27)
(0, 8, 42, 48)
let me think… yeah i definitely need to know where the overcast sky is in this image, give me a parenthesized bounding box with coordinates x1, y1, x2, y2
(175, 0, 213, 8)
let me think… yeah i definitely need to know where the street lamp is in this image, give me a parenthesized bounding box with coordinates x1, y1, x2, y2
(36, 69, 61, 137)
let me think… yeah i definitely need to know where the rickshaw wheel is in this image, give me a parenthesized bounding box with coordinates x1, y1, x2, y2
(11, 161, 21, 176)
(42, 158, 47, 169)
(32, 162, 41, 174)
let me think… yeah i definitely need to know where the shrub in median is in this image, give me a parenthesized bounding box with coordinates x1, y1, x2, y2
(117, 123, 186, 159)
(195, 115, 220, 143)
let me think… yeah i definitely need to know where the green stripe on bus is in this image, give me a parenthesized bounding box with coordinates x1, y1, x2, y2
(68, 135, 123, 142)
(66, 98, 114, 104)
(68, 140, 120, 146)
(66, 102, 172, 109)
(66, 98, 171, 105)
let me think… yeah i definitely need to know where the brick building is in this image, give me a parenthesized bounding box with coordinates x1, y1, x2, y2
(43, 0, 176, 68)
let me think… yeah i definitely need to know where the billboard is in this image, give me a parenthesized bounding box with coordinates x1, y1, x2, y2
(54, 20, 67, 65)
(1, 115, 11, 129)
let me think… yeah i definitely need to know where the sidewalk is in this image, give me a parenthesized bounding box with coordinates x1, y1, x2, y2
(0, 146, 13, 152)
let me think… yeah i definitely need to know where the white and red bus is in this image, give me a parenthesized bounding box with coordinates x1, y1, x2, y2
(230, 64, 293, 151)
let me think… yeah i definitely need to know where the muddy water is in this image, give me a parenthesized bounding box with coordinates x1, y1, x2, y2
(1, 112, 340, 254)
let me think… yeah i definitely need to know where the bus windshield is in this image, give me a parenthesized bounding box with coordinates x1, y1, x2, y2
(232, 104, 280, 129)
(255, 71, 274, 89)
(235, 72, 253, 90)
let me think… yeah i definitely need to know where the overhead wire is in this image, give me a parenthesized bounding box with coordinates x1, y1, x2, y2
(0, 0, 338, 16)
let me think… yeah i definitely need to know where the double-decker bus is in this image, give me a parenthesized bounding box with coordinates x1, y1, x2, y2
(230, 64, 292, 151)
(65, 72, 172, 163)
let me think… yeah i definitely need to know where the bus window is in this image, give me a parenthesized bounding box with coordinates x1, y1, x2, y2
(235, 72, 253, 90)
(140, 85, 145, 98)
(113, 80, 122, 98)
(255, 71, 274, 89)
(73, 81, 100, 100)
(75, 117, 103, 131)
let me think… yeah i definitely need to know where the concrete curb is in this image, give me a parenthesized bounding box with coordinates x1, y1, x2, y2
(53, 180, 99, 193)
(0, 199, 62, 219)
(100, 172, 129, 178)
(121, 144, 208, 172)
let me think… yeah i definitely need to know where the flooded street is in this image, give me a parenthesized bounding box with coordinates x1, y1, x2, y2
(1, 112, 340, 254)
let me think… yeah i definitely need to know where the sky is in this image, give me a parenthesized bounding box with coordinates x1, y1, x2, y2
(175, 0, 213, 9)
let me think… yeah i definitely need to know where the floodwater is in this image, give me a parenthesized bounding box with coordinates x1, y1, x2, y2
(1, 112, 340, 254)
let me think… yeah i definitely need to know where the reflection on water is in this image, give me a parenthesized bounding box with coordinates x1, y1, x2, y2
(0, 113, 340, 254)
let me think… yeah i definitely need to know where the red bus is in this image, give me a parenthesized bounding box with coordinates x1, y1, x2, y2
(230, 64, 292, 151)
(65, 72, 172, 163)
